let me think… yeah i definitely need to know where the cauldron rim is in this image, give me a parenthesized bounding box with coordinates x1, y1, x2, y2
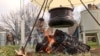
(49, 7, 73, 12)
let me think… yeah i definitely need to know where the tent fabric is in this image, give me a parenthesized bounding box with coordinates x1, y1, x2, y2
(32, 0, 100, 8)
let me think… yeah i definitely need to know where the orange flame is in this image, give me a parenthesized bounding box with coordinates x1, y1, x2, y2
(44, 31, 55, 53)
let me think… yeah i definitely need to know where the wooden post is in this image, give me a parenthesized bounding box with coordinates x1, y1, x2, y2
(21, 19, 25, 46)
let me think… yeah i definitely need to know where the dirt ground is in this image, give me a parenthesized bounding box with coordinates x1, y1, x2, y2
(90, 48, 100, 56)
(19, 47, 100, 56)
(26, 48, 100, 56)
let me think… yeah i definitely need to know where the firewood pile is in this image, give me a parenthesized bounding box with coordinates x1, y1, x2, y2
(35, 29, 90, 54)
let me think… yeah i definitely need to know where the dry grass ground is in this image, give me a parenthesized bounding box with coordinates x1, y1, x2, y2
(0, 41, 100, 56)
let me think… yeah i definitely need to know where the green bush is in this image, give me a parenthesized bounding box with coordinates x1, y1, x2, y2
(0, 45, 19, 56)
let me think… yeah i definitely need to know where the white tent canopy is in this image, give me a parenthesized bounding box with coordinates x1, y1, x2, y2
(32, 0, 100, 24)
(32, 0, 100, 9)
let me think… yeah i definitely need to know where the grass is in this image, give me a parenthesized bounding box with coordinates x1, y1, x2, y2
(0, 45, 87, 56)
(0, 41, 100, 56)
(87, 41, 100, 48)
(0, 45, 19, 56)
(0, 45, 69, 56)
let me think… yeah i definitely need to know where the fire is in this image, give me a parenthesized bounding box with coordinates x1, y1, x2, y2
(43, 31, 55, 53)
(35, 29, 91, 54)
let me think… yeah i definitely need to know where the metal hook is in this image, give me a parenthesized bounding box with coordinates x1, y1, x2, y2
(31, 0, 33, 2)
(93, 0, 96, 4)
(34, 0, 42, 6)
(47, 0, 53, 10)
(68, 0, 74, 9)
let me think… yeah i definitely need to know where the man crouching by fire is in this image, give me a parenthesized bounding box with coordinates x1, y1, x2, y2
(15, 17, 90, 55)
(15, 29, 90, 56)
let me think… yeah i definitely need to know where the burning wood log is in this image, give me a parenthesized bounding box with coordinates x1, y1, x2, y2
(35, 29, 91, 54)
(35, 31, 55, 53)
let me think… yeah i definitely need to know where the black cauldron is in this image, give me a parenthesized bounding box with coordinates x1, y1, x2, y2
(49, 7, 75, 27)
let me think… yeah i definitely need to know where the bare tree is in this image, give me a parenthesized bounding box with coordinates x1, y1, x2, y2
(0, 3, 40, 43)
(1, 12, 20, 40)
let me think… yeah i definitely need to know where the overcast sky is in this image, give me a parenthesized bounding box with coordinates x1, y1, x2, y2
(0, 0, 30, 15)
(1, 0, 99, 24)
(0, 0, 84, 24)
